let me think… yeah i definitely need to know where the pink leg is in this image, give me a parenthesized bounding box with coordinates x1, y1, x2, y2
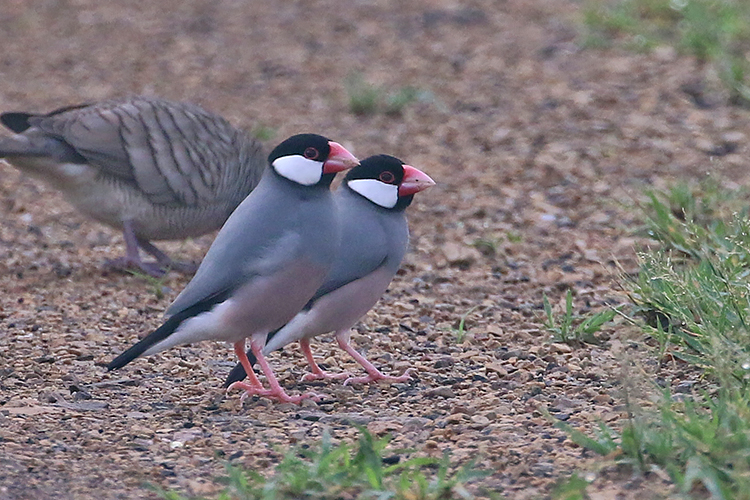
(335, 331, 414, 386)
(299, 338, 351, 382)
(227, 337, 322, 404)
(227, 340, 271, 402)
(231, 341, 263, 384)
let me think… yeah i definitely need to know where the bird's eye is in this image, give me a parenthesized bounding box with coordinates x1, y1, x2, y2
(379, 171, 395, 184)
(304, 147, 319, 160)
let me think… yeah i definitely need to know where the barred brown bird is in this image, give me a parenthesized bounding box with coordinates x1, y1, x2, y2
(0, 96, 266, 276)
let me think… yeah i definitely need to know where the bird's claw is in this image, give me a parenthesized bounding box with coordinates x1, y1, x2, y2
(227, 381, 321, 404)
(343, 367, 415, 386)
(300, 370, 352, 383)
(227, 381, 265, 402)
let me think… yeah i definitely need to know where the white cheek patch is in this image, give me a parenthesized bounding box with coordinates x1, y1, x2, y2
(347, 179, 399, 208)
(272, 155, 323, 186)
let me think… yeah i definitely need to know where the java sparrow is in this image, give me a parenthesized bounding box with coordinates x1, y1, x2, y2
(223, 154, 435, 389)
(106, 133, 359, 403)
(0, 96, 266, 276)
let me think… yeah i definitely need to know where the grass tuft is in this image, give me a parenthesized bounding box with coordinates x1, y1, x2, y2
(555, 179, 750, 498)
(125, 268, 169, 299)
(345, 73, 434, 116)
(453, 305, 481, 344)
(346, 73, 381, 116)
(153, 427, 492, 500)
(250, 124, 276, 142)
(581, 0, 750, 104)
(542, 289, 617, 345)
(551, 473, 592, 500)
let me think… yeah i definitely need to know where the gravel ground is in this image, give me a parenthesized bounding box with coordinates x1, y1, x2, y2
(1, 1, 749, 498)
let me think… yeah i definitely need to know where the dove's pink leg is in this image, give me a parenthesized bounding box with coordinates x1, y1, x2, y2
(335, 331, 414, 386)
(299, 338, 351, 382)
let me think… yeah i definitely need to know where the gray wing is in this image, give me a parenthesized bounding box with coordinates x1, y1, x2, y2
(22, 96, 263, 206)
(166, 174, 336, 316)
(310, 189, 408, 302)
(166, 179, 295, 315)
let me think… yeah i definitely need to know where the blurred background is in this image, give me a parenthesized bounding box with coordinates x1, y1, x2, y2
(2, 0, 750, 498)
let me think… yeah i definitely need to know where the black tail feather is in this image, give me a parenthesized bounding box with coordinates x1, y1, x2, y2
(1, 103, 92, 133)
(1, 112, 34, 133)
(107, 289, 232, 371)
(106, 315, 183, 370)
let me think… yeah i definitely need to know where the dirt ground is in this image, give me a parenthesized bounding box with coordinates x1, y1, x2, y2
(1, 1, 749, 499)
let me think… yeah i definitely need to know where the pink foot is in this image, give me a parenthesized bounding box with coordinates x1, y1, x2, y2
(298, 338, 352, 383)
(226, 381, 268, 402)
(301, 370, 352, 382)
(344, 367, 415, 386)
(227, 381, 322, 404)
(227, 340, 323, 404)
(334, 334, 415, 386)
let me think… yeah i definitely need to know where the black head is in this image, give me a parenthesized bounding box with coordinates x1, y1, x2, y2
(268, 134, 331, 165)
(344, 154, 435, 211)
(268, 133, 358, 188)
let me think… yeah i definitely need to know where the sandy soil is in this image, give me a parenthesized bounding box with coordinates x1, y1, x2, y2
(1, 1, 749, 498)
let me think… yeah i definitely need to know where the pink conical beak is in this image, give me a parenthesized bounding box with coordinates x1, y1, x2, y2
(399, 165, 435, 196)
(323, 141, 360, 174)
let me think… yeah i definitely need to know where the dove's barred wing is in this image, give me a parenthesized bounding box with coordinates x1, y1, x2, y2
(13, 96, 264, 207)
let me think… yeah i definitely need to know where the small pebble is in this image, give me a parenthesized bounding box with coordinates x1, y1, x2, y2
(426, 387, 455, 399)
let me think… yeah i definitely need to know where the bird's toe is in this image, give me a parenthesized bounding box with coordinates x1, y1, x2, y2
(300, 370, 352, 383)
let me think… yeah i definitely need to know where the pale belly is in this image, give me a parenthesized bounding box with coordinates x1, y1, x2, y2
(142, 259, 329, 356)
(263, 265, 396, 353)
